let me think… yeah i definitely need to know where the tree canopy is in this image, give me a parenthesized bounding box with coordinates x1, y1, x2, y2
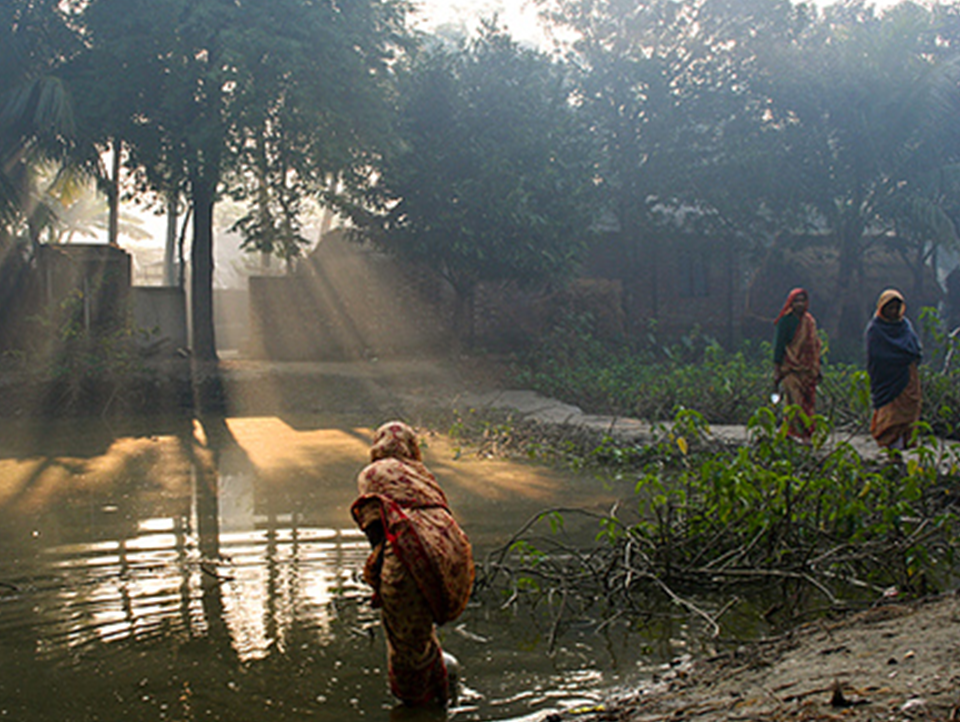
(0, 0, 89, 251)
(535, 0, 960, 342)
(755, 1, 960, 338)
(68, 0, 410, 359)
(350, 24, 600, 348)
(6, 0, 960, 360)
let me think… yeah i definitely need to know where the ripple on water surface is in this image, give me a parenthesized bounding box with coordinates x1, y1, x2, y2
(0, 416, 676, 721)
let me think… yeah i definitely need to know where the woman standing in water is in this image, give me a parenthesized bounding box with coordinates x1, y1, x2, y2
(772, 288, 823, 443)
(865, 289, 923, 449)
(351, 421, 474, 707)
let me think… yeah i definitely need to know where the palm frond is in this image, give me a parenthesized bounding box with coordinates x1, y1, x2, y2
(888, 190, 960, 249)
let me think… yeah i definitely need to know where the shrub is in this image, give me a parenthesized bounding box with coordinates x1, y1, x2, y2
(512, 310, 960, 437)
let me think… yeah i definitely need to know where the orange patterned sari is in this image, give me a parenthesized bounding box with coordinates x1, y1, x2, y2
(351, 422, 474, 705)
(779, 312, 822, 442)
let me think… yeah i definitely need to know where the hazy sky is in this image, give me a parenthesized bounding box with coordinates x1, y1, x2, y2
(414, 0, 907, 44)
(413, 0, 544, 44)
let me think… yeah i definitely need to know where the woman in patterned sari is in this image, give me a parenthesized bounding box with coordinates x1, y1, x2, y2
(351, 421, 474, 707)
(772, 288, 823, 443)
(865, 289, 923, 449)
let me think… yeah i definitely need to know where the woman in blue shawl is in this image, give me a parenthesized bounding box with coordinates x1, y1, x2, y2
(865, 289, 922, 449)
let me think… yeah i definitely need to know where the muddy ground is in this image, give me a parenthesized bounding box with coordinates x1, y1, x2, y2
(572, 593, 960, 722)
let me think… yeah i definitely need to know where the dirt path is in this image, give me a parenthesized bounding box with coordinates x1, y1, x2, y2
(575, 593, 960, 722)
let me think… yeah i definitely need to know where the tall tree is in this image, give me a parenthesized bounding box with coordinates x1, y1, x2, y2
(534, 0, 802, 332)
(538, 0, 960, 344)
(884, 168, 960, 302)
(350, 24, 600, 349)
(71, 0, 408, 360)
(756, 1, 960, 338)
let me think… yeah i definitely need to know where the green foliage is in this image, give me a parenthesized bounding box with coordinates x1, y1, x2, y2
(619, 406, 960, 595)
(349, 22, 599, 347)
(0, 0, 89, 245)
(14, 283, 147, 383)
(916, 307, 960, 438)
(0, 277, 157, 417)
(512, 310, 960, 438)
(68, 0, 410, 358)
(478, 406, 960, 616)
(513, 317, 772, 422)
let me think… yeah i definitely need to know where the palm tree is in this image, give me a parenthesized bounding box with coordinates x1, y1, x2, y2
(0, 0, 89, 254)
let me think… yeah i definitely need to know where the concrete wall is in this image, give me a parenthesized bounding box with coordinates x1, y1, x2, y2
(473, 278, 626, 350)
(37, 243, 132, 333)
(132, 286, 188, 356)
(248, 229, 746, 360)
(214, 288, 250, 354)
(0, 243, 140, 357)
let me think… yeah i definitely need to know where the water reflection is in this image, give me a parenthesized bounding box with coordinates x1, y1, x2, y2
(0, 414, 675, 721)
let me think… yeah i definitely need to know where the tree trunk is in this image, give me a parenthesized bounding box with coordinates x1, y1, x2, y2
(648, 227, 660, 322)
(108, 137, 121, 247)
(191, 178, 218, 361)
(832, 230, 865, 343)
(164, 190, 178, 287)
(619, 197, 645, 340)
(725, 238, 739, 349)
(911, 242, 926, 305)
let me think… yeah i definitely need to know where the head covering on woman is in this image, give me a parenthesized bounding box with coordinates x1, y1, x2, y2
(370, 420, 423, 462)
(875, 288, 907, 320)
(773, 287, 808, 324)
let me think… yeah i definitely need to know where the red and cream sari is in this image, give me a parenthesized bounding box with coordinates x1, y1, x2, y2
(774, 290, 822, 442)
(351, 422, 474, 705)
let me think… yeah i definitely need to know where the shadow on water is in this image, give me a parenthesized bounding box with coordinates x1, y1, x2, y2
(0, 409, 699, 722)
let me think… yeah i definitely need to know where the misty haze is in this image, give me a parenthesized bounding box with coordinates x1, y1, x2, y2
(2, 0, 960, 721)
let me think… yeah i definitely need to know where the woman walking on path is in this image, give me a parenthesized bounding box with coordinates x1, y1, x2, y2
(351, 421, 474, 708)
(865, 289, 923, 449)
(772, 288, 823, 443)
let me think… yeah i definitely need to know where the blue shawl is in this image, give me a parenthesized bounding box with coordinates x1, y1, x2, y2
(865, 316, 922, 409)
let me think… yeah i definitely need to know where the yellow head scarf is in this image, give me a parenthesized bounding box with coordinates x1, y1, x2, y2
(875, 289, 906, 320)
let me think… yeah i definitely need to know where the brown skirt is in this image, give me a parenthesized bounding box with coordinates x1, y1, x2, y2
(781, 370, 818, 441)
(378, 545, 448, 705)
(871, 363, 922, 448)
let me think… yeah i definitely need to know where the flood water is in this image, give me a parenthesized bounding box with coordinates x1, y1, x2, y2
(0, 414, 704, 722)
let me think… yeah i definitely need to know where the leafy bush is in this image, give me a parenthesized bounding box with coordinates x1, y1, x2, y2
(471, 309, 960, 634)
(511, 309, 960, 437)
(623, 407, 960, 595)
(475, 406, 960, 637)
(2, 285, 155, 416)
